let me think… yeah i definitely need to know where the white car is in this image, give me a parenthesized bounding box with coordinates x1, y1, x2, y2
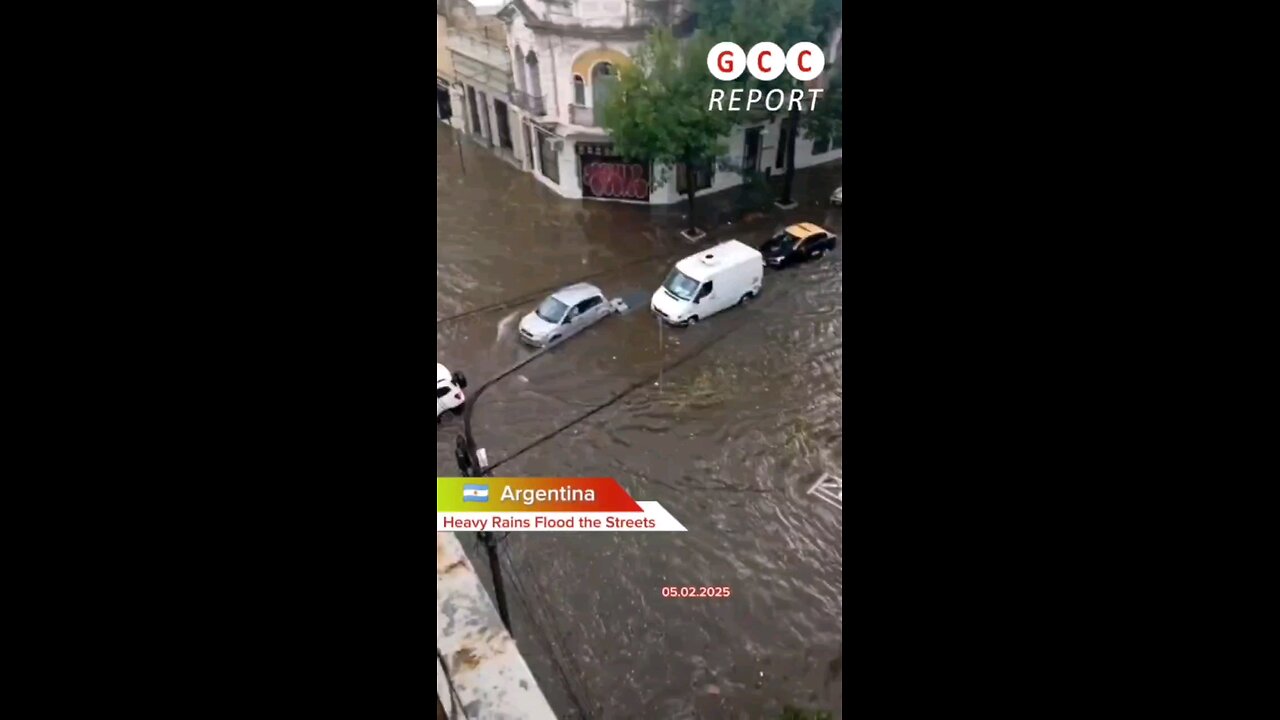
(519, 283, 615, 347)
(437, 363, 467, 423)
(831, 187, 842, 206)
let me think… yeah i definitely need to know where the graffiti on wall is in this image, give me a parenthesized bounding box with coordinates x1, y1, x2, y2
(583, 162, 650, 201)
(578, 143, 650, 202)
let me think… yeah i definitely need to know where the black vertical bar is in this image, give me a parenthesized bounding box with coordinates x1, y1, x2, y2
(480, 531, 513, 635)
(456, 125, 467, 176)
(454, 434, 513, 636)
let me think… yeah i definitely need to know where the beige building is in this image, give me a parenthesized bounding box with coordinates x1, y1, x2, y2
(436, 2, 456, 120)
(449, 8, 523, 165)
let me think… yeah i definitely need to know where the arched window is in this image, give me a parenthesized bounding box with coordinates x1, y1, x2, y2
(591, 62, 618, 115)
(593, 62, 616, 81)
(573, 74, 586, 105)
(525, 50, 543, 114)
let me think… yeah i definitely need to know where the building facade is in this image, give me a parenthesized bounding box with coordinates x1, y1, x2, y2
(490, 0, 841, 204)
(436, 3, 456, 121)
(441, 0, 533, 168)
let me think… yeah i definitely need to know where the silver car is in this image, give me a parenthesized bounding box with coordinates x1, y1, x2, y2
(519, 283, 614, 347)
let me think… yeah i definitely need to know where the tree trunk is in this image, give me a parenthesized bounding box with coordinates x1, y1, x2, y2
(780, 106, 801, 206)
(685, 157, 697, 234)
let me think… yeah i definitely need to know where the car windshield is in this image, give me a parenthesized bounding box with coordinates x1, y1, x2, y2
(536, 296, 570, 323)
(772, 232, 800, 250)
(663, 270, 700, 301)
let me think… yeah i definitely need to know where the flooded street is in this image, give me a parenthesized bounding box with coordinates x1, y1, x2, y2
(437, 123, 843, 719)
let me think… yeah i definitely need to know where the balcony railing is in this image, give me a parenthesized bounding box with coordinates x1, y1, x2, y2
(510, 90, 545, 116)
(569, 103, 598, 127)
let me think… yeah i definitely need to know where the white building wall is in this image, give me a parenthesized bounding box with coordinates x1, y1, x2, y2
(437, 532, 556, 720)
(557, 141, 583, 199)
(506, 14, 645, 126)
(499, 2, 840, 204)
(447, 85, 465, 130)
(649, 119, 842, 205)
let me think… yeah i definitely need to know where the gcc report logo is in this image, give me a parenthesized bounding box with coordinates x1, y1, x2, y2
(706, 42, 826, 112)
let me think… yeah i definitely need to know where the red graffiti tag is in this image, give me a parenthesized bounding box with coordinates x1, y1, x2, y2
(584, 163, 649, 200)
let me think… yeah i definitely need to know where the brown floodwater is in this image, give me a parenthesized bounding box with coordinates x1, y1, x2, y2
(437, 123, 843, 719)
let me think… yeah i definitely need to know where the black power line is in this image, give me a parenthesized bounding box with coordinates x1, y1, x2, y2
(436, 250, 673, 326)
(435, 210, 802, 327)
(498, 543, 595, 719)
(437, 647, 471, 720)
(487, 285, 789, 473)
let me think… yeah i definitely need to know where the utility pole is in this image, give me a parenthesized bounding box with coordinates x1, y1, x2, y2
(657, 315, 664, 393)
(452, 345, 558, 639)
(456, 119, 468, 176)
(478, 531, 512, 633)
(455, 435, 512, 635)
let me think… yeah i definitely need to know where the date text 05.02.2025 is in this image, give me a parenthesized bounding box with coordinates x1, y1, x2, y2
(662, 586, 732, 598)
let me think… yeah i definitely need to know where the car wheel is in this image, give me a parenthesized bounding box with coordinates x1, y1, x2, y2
(814, 249, 826, 258)
(549, 335, 561, 344)
(687, 316, 698, 326)
(739, 293, 752, 306)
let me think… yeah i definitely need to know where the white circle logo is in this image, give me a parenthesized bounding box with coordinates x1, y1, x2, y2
(785, 42, 825, 82)
(707, 42, 746, 81)
(707, 43, 827, 82)
(746, 42, 786, 82)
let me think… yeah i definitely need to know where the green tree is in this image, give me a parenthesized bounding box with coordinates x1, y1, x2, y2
(698, 0, 842, 205)
(602, 28, 733, 237)
(797, 0, 842, 167)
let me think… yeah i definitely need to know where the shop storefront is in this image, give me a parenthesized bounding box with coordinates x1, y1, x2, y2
(576, 142, 650, 203)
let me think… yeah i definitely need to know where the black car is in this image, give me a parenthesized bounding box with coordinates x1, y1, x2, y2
(759, 223, 839, 268)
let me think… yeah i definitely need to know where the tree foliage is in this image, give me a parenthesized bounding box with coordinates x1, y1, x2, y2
(602, 27, 733, 181)
(699, 0, 816, 120)
(697, 0, 842, 146)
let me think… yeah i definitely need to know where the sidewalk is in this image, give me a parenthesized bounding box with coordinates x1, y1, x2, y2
(648, 160, 844, 237)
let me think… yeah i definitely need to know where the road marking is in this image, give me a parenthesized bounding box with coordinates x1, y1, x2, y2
(808, 473, 842, 510)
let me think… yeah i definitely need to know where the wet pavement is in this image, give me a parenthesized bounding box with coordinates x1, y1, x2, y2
(437, 123, 843, 719)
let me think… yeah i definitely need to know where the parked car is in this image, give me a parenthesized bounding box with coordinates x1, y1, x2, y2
(437, 363, 467, 422)
(759, 223, 839, 268)
(832, 187, 842, 206)
(519, 283, 616, 347)
(651, 240, 763, 326)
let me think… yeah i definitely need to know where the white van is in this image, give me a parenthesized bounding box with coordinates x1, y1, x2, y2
(651, 240, 763, 326)
(437, 363, 467, 423)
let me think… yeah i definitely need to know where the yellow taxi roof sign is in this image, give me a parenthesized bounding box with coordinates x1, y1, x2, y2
(786, 223, 829, 239)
